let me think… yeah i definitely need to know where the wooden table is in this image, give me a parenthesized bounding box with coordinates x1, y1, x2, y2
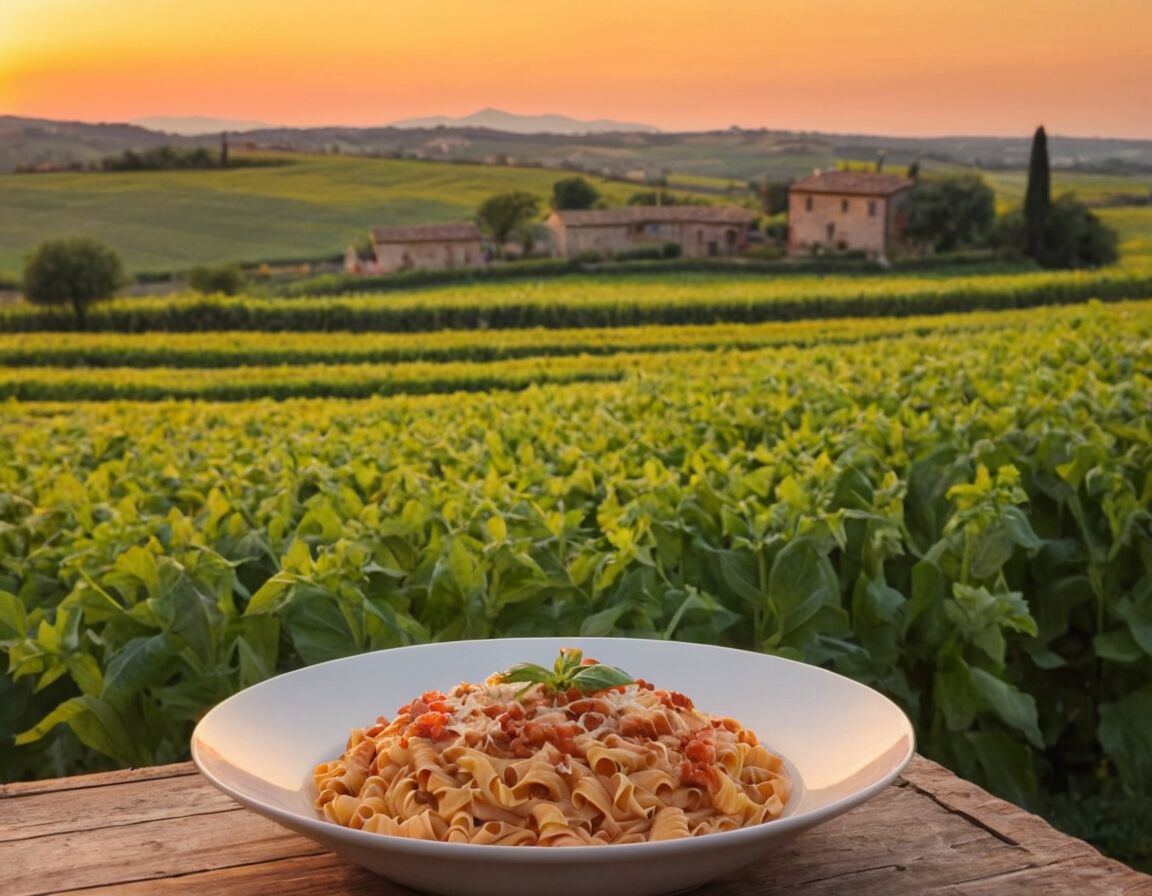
(2, 755, 1149, 895)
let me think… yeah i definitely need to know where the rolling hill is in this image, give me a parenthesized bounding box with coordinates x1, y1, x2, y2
(0, 152, 652, 277)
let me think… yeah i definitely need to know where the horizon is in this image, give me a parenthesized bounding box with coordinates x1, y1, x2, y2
(7, 107, 1152, 145)
(2, 0, 1150, 141)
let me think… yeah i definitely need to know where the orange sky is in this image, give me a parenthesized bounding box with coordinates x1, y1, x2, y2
(2, 0, 1150, 138)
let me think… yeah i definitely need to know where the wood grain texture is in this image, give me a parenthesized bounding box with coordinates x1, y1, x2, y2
(0, 762, 195, 798)
(2, 756, 1149, 896)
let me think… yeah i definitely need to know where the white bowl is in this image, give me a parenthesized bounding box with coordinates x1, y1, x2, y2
(192, 638, 914, 896)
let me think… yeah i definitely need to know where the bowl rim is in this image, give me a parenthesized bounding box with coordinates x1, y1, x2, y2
(192, 637, 916, 861)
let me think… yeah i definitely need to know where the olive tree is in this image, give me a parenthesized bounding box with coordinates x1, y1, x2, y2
(904, 175, 996, 253)
(476, 192, 540, 258)
(22, 238, 125, 325)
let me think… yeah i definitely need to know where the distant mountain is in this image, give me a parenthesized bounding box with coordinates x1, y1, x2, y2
(3, 113, 1151, 179)
(131, 116, 277, 135)
(389, 107, 661, 135)
(0, 115, 197, 172)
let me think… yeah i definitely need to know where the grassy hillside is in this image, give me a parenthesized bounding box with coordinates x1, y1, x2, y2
(0, 153, 650, 278)
(2, 148, 1149, 282)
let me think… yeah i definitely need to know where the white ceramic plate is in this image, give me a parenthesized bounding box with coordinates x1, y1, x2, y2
(192, 638, 914, 896)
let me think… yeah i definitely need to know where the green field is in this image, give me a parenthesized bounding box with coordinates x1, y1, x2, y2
(3, 150, 1149, 282)
(0, 153, 650, 278)
(981, 168, 1152, 208)
(1099, 206, 1152, 265)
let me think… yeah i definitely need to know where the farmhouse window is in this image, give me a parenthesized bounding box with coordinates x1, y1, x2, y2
(646, 223, 662, 236)
(805, 196, 813, 212)
(841, 199, 849, 212)
(868, 200, 877, 217)
(826, 223, 835, 241)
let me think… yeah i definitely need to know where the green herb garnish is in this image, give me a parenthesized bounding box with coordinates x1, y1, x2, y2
(499, 648, 633, 695)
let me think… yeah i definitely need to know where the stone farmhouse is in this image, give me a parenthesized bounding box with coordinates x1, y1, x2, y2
(344, 223, 484, 274)
(546, 206, 757, 259)
(787, 171, 915, 261)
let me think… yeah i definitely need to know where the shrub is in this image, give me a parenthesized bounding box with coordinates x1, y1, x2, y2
(998, 196, 1119, 269)
(551, 177, 601, 210)
(188, 264, 246, 296)
(1037, 196, 1119, 269)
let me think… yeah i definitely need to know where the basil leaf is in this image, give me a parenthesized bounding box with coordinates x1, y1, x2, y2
(499, 662, 552, 684)
(570, 664, 633, 692)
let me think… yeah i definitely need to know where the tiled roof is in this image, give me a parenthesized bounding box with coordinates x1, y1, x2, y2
(370, 223, 481, 244)
(789, 171, 915, 197)
(551, 206, 756, 228)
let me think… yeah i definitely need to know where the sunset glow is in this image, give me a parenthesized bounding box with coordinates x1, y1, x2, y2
(2, 0, 1150, 137)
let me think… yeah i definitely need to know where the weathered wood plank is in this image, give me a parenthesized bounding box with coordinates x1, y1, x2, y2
(898, 756, 1152, 895)
(0, 806, 325, 896)
(0, 773, 237, 843)
(0, 762, 196, 799)
(50, 854, 408, 896)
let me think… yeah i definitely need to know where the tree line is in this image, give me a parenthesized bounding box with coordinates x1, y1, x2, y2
(902, 127, 1116, 268)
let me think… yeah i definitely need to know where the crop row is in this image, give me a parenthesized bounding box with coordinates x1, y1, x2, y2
(1, 300, 1150, 855)
(0, 306, 1070, 369)
(0, 353, 643, 401)
(3, 268, 1151, 332)
(1, 303, 1129, 400)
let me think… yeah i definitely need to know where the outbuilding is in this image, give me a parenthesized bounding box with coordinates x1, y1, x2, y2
(346, 223, 484, 274)
(546, 206, 756, 259)
(787, 171, 915, 261)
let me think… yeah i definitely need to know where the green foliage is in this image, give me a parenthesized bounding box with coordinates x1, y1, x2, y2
(475, 191, 541, 257)
(187, 263, 246, 296)
(551, 177, 601, 210)
(1025, 126, 1052, 258)
(1, 302, 1151, 819)
(905, 176, 996, 252)
(1037, 196, 1120, 269)
(1000, 196, 1120, 269)
(21, 238, 125, 324)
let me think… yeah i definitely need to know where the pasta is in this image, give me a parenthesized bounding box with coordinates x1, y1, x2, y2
(313, 660, 790, 846)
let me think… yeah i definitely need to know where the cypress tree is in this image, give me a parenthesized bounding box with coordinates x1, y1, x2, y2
(1024, 126, 1050, 258)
